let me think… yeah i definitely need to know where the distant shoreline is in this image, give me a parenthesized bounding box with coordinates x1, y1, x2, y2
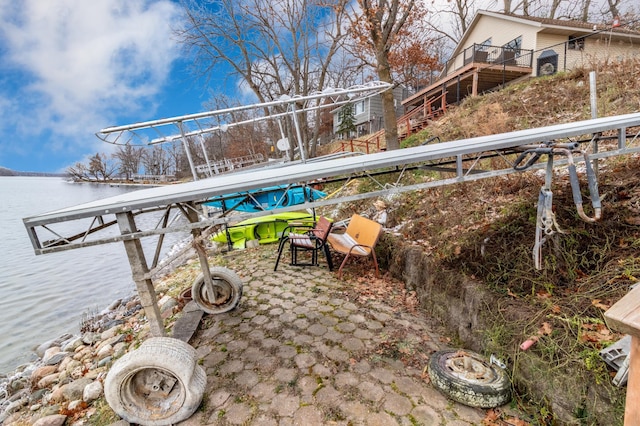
(0, 171, 66, 177)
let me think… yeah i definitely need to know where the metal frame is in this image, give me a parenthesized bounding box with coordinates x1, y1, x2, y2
(23, 110, 640, 336)
(96, 81, 395, 179)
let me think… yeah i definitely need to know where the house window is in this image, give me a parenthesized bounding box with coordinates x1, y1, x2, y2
(503, 36, 522, 55)
(568, 35, 585, 50)
(354, 100, 365, 115)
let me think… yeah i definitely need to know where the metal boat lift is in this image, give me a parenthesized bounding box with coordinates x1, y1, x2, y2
(23, 110, 640, 335)
(21, 89, 640, 423)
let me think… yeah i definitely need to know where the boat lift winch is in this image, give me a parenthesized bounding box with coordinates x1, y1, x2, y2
(513, 141, 603, 269)
(22, 95, 640, 423)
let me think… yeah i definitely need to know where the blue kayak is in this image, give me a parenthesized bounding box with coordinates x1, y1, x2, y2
(204, 185, 326, 213)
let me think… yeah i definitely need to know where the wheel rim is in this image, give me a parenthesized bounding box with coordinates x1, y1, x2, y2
(121, 367, 185, 419)
(197, 278, 234, 309)
(443, 353, 497, 385)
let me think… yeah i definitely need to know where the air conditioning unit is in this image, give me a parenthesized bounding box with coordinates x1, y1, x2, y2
(537, 50, 558, 76)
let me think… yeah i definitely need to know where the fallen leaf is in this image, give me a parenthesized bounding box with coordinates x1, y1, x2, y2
(538, 322, 553, 336)
(536, 290, 552, 299)
(592, 299, 610, 310)
(482, 408, 501, 425)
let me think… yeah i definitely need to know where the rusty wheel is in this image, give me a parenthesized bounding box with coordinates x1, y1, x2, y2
(192, 267, 243, 314)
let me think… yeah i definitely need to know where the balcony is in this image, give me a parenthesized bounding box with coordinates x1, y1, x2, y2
(403, 44, 533, 112)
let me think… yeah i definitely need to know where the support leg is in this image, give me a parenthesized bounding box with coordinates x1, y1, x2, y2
(117, 212, 165, 337)
(625, 336, 640, 425)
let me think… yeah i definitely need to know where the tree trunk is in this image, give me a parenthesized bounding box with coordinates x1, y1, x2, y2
(378, 57, 399, 150)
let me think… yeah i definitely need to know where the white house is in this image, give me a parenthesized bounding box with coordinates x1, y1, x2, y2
(403, 10, 640, 115)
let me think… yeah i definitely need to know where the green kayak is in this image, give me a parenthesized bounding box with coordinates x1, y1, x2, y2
(212, 212, 317, 249)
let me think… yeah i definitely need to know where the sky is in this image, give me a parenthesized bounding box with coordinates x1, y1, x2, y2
(0, 0, 216, 173)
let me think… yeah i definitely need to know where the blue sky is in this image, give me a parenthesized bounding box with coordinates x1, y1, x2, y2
(0, 0, 219, 173)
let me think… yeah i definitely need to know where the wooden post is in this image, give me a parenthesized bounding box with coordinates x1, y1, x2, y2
(116, 212, 166, 337)
(604, 284, 640, 424)
(472, 72, 479, 96)
(626, 336, 640, 424)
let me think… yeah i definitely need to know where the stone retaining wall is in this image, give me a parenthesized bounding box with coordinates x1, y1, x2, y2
(377, 234, 625, 425)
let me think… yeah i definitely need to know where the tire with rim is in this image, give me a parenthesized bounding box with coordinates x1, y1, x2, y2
(428, 349, 511, 408)
(104, 337, 206, 425)
(192, 267, 243, 314)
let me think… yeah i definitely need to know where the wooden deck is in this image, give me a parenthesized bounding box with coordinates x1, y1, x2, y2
(401, 45, 533, 137)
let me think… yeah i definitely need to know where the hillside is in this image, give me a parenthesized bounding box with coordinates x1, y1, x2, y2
(353, 58, 640, 424)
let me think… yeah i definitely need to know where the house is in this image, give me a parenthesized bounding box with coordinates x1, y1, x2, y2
(402, 10, 640, 121)
(332, 85, 408, 138)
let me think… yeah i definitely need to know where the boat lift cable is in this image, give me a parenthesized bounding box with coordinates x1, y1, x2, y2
(514, 141, 603, 269)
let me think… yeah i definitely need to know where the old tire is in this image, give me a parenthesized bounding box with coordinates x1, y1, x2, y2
(192, 267, 243, 314)
(428, 349, 511, 408)
(104, 337, 206, 425)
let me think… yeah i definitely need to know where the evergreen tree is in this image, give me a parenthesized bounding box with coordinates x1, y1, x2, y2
(337, 103, 356, 137)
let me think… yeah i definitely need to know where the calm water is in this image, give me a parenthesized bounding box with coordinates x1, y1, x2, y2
(0, 177, 185, 374)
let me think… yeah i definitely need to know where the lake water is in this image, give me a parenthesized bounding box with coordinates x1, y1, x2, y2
(0, 177, 186, 374)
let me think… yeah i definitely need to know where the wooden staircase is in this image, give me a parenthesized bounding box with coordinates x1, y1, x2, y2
(331, 91, 448, 155)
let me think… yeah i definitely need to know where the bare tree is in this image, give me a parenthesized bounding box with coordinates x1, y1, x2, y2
(112, 143, 143, 180)
(66, 162, 89, 181)
(141, 146, 170, 176)
(424, 0, 478, 48)
(503, 0, 634, 21)
(346, 0, 427, 150)
(177, 0, 352, 159)
(88, 153, 116, 181)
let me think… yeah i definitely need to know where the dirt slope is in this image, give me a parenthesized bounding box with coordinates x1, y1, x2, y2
(362, 59, 640, 424)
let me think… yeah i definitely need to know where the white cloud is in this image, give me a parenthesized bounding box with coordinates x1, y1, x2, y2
(0, 0, 182, 164)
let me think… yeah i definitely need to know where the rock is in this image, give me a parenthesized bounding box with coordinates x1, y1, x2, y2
(9, 376, 30, 394)
(96, 334, 124, 353)
(32, 414, 67, 426)
(61, 336, 83, 352)
(81, 332, 99, 345)
(49, 386, 64, 403)
(36, 373, 60, 389)
(113, 342, 128, 358)
(102, 319, 124, 331)
(32, 365, 57, 383)
(67, 399, 85, 411)
(63, 359, 82, 375)
(42, 346, 60, 360)
(43, 352, 69, 367)
(100, 325, 120, 341)
(74, 347, 92, 362)
(34, 334, 72, 358)
(29, 388, 49, 404)
(107, 299, 123, 311)
(158, 295, 178, 313)
(96, 344, 113, 360)
(6, 388, 28, 403)
(97, 356, 112, 368)
(40, 404, 61, 416)
(85, 367, 105, 380)
(3, 397, 27, 415)
(83, 380, 103, 402)
(53, 377, 93, 402)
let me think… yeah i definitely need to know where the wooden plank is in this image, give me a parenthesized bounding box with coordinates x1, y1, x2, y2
(625, 336, 640, 425)
(171, 301, 204, 343)
(605, 285, 640, 338)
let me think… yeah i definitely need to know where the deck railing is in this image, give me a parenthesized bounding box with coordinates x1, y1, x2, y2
(442, 44, 534, 77)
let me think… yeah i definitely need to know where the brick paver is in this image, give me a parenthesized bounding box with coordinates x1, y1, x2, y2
(181, 246, 490, 425)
